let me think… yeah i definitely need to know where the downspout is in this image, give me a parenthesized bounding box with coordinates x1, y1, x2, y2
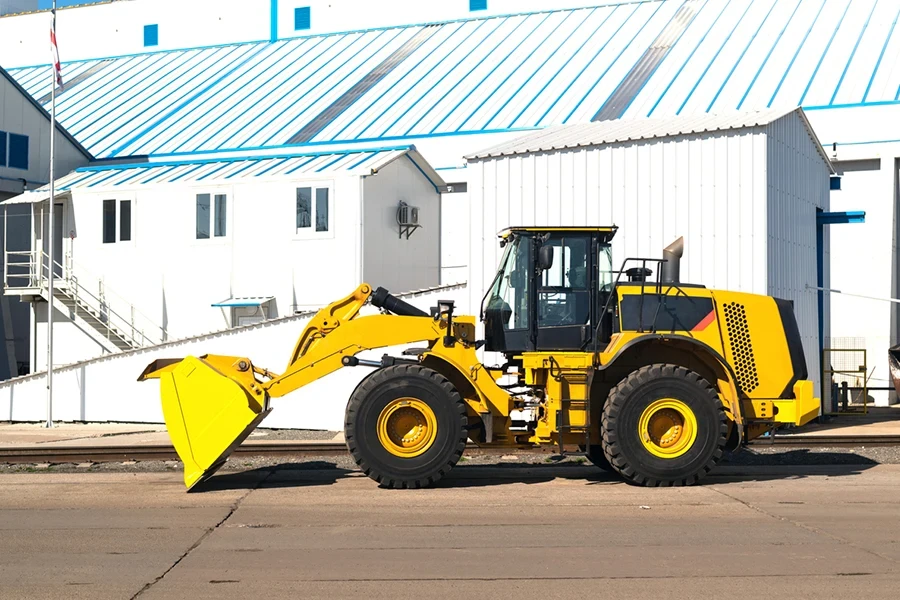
(359, 175, 365, 286)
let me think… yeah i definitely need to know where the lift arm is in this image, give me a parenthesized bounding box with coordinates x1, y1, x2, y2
(264, 284, 445, 398)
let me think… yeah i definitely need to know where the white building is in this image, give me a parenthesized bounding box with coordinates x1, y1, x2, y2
(1, 66, 91, 377)
(4, 146, 443, 371)
(465, 107, 835, 396)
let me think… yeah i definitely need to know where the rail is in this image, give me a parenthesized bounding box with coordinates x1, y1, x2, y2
(3, 249, 166, 348)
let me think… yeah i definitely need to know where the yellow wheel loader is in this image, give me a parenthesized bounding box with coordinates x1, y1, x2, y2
(139, 227, 820, 490)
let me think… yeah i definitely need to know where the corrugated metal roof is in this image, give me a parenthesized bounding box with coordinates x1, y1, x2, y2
(8, 1, 900, 159)
(465, 106, 803, 158)
(0, 64, 93, 160)
(1, 146, 444, 202)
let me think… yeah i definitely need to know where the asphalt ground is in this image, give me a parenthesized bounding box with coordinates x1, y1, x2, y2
(2, 450, 900, 599)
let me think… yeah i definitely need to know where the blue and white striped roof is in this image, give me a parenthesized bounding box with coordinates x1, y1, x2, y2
(2, 147, 442, 201)
(8, 0, 900, 159)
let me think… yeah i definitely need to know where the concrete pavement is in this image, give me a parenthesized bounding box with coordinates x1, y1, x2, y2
(1, 462, 899, 599)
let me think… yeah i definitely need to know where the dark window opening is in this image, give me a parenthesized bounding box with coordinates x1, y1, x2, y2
(8, 133, 28, 170)
(196, 193, 210, 239)
(297, 187, 311, 229)
(315, 188, 328, 232)
(0, 131, 7, 167)
(119, 200, 131, 242)
(214, 194, 227, 237)
(102, 200, 116, 244)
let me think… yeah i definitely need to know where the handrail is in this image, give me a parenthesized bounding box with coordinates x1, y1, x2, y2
(63, 251, 165, 342)
(3, 249, 166, 348)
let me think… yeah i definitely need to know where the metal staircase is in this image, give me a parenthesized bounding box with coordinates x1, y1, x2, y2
(3, 250, 166, 353)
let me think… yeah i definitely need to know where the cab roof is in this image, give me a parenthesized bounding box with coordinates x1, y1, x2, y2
(498, 226, 618, 240)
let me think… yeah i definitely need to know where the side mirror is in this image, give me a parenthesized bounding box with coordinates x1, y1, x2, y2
(538, 245, 554, 271)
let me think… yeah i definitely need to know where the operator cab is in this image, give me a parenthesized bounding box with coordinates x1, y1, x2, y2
(482, 227, 617, 354)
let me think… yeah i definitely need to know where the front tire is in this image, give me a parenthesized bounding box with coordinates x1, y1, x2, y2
(345, 364, 468, 489)
(601, 364, 727, 487)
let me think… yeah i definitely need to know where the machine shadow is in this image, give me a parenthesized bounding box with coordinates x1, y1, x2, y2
(194, 451, 881, 492)
(191, 461, 355, 493)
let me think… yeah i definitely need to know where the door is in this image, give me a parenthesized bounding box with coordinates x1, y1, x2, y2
(40, 201, 65, 281)
(536, 234, 593, 350)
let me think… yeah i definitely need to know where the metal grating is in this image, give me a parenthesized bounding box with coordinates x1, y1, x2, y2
(724, 302, 758, 393)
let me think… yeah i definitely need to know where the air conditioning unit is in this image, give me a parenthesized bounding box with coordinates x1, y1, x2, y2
(397, 201, 421, 239)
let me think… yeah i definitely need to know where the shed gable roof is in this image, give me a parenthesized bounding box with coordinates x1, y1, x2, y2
(464, 107, 833, 172)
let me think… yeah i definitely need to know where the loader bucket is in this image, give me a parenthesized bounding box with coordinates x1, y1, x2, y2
(138, 355, 271, 490)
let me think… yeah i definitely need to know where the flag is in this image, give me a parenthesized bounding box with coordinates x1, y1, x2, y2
(50, 10, 62, 87)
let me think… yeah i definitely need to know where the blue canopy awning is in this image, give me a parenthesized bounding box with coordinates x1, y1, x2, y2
(211, 296, 274, 308)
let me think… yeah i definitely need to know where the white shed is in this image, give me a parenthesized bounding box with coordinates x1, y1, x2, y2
(465, 107, 833, 394)
(3, 145, 444, 371)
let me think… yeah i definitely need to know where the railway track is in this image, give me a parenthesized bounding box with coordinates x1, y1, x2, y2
(1, 436, 898, 464)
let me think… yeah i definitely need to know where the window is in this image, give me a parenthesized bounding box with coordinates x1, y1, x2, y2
(144, 24, 158, 47)
(103, 200, 116, 244)
(196, 193, 227, 239)
(119, 200, 132, 242)
(295, 6, 311, 30)
(8, 133, 28, 170)
(315, 188, 328, 232)
(470, 0, 487, 11)
(538, 235, 591, 328)
(214, 194, 227, 237)
(0, 131, 6, 167)
(296, 186, 330, 234)
(103, 199, 132, 243)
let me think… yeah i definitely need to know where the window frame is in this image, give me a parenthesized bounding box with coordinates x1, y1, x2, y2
(193, 187, 232, 245)
(293, 180, 334, 241)
(100, 195, 135, 246)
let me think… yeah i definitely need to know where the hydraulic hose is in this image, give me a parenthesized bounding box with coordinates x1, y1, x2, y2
(371, 287, 429, 318)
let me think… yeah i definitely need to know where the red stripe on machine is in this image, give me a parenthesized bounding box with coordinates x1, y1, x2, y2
(693, 310, 716, 332)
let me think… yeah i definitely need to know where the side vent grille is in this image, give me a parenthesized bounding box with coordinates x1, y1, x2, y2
(723, 302, 759, 393)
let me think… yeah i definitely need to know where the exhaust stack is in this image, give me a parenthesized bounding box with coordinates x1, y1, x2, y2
(661, 237, 684, 284)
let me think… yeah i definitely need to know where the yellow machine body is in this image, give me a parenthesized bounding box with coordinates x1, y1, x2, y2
(139, 227, 820, 489)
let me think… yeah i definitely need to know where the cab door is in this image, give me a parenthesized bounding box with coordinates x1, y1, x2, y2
(536, 233, 594, 351)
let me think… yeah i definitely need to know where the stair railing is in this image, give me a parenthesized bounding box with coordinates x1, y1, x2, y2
(4, 249, 166, 349)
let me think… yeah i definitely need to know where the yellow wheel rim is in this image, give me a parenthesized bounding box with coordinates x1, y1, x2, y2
(376, 398, 438, 458)
(638, 398, 698, 459)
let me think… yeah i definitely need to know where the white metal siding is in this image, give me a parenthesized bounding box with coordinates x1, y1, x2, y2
(766, 111, 830, 398)
(468, 128, 772, 324)
(362, 156, 441, 293)
(0, 74, 88, 186)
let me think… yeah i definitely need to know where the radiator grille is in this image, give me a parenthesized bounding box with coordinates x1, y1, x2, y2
(724, 302, 759, 393)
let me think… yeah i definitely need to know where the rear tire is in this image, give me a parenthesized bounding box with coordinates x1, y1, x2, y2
(601, 364, 727, 487)
(345, 364, 467, 489)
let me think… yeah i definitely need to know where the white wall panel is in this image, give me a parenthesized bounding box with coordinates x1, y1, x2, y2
(362, 156, 441, 293)
(765, 110, 830, 398)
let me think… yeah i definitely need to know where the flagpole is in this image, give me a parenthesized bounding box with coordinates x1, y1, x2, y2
(46, 0, 57, 429)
